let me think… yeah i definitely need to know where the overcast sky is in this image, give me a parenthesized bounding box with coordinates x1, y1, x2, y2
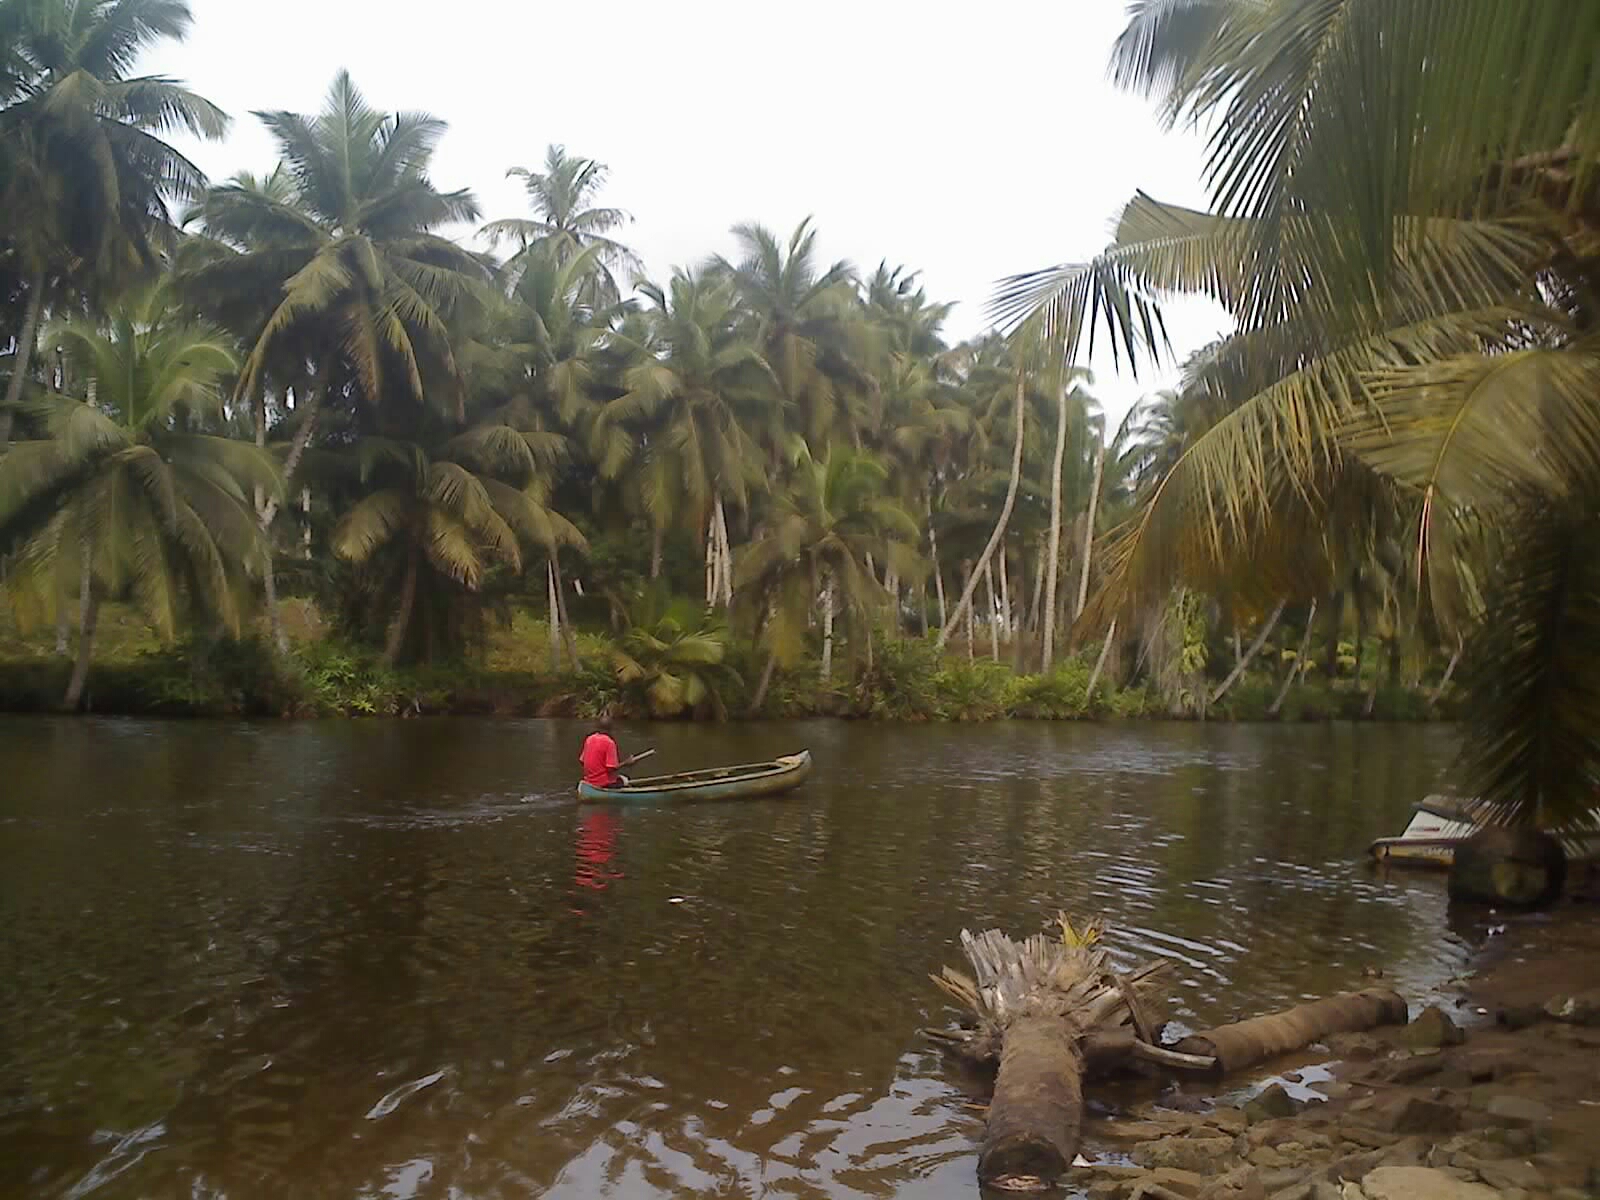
(161, 0, 1231, 432)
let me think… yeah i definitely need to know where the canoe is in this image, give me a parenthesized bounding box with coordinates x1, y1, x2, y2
(577, 750, 813, 804)
(1367, 793, 1600, 867)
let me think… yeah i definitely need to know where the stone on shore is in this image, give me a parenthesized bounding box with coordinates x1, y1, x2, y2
(1356, 1166, 1498, 1200)
(1401, 1006, 1465, 1051)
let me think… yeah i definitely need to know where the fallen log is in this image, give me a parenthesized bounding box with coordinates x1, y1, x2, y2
(1172, 987, 1409, 1077)
(930, 916, 1412, 1193)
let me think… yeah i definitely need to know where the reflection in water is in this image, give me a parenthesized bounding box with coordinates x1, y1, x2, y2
(0, 717, 1469, 1198)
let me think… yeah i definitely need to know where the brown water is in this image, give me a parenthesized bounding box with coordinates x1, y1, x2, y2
(0, 717, 1471, 1199)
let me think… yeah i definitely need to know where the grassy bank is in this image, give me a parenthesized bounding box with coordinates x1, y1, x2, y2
(0, 604, 1454, 722)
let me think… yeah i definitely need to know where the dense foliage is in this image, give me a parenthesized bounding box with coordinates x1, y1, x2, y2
(3, 0, 1476, 735)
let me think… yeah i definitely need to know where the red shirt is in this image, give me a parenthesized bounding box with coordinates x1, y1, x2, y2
(580, 732, 621, 786)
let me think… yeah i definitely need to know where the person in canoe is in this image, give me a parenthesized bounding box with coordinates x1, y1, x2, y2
(579, 716, 647, 789)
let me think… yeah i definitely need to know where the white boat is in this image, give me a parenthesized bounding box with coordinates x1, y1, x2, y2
(1368, 794, 1600, 867)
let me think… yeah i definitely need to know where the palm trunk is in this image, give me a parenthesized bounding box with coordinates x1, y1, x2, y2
(938, 369, 1026, 649)
(717, 498, 734, 606)
(1269, 599, 1318, 716)
(1324, 591, 1344, 679)
(1042, 385, 1070, 671)
(1428, 638, 1463, 709)
(63, 589, 100, 711)
(927, 493, 948, 633)
(1086, 619, 1118, 702)
(751, 647, 780, 713)
(985, 561, 1001, 662)
(918, 586, 930, 638)
(382, 546, 419, 668)
(301, 488, 312, 559)
(54, 601, 69, 656)
(1210, 599, 1287, 705)
(966, 585, 976, 662)
(650, 525, 664, 580)
(1074, 439, 1106, 622)
(547, 560, 562, 671)
(998, 548, 1012, 640)
(553, 556, 580, 670)
(820, 579, 835, 682)
(0, 270, 46, 450)
(259, 386, 323, 528)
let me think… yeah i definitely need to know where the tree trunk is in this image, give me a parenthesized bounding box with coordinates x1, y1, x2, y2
(553, 557, 580, 670)
(1323, 592, 1344, 678)
(719, 499, 734, 606)
(1074, 440, 1106, 622)
(926, 492, 948, 634)
(547, 559, 562, 671)
(985, 561, 1000, 662)
(998, 548, 1011, 641)
(966, 579, 976, 662)
(1210, 599, 1287, 705)
(1428, 638, 1463, 709)
(259, 386, 323, 528)
(918, 586, 929, 638)
(0, 270, 46, 450)
(1269, 599, 1317, 716)
(63, 589, 100, 711)
(650, 525, 663, 580)
(1173, 988, 1408, 1079)
(1041, 393, 1069, 671)
(820, 580, 835, 682)
(751, 647, 779, 713)
(938, 369, 1026, 649)
(978, 1016, 1083, 1190)
(382, 546, 419, 668)
(1086, 619, 1118, 702)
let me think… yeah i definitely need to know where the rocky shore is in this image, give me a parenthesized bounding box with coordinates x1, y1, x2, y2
(1067, 905, 1600, 1200)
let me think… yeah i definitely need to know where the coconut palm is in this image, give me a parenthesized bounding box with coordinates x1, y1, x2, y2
(328, 416, 583, 667)
(480, 144, 641, 306)
(183, 70, 490, 449)
(597, 270, 781, 606)
(0, 0, 228, 446)
(736, 446, 919, 700)
(997, 0, 1600, 825)
(0, 282, 277, 706)
(611, 588, 737, 718)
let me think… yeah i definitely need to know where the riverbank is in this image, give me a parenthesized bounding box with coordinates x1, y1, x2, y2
(0, 605, 1453, 722)
(1070, 898, 1600, 1199)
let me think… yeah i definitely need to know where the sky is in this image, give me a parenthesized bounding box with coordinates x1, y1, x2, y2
(159, 0, 1232, 432)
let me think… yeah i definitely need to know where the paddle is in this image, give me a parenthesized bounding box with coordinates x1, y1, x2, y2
(624, 749, 655, 768)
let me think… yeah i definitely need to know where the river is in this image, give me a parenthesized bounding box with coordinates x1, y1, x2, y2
(0, 717, 1471, 1199)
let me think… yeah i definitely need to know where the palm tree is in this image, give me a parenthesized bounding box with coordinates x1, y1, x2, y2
(996, 0, 1600, 825)
(0, 0, 228, 447)
(714, 218, 866, 450)
(0, 282, 276, 706)
(329, 418, 583, 667)
(611, 588, 737, 718)
(737, 446, 919, 700)
(184, 70, 489, 454)
(598, 270, 780, 607)
(481, 144, 641, 306)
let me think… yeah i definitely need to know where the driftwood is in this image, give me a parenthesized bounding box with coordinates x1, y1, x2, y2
(927, 917, 1412, 1193)
(1172, 987, 1409, 1077)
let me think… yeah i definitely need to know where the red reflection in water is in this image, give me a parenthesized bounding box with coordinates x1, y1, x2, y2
(571, 810, 623, 912)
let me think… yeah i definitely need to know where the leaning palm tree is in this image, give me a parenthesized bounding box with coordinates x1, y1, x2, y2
(0, 283, 277, 707)
(0, 0, 228, 446)
(480, 144, 642, 306)
(996, 0, 1600, 828)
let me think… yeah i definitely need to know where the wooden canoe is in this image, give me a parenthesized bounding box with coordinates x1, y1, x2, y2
(577, 750, 813, 804)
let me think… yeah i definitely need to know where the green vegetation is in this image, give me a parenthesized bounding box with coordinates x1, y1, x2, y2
(4, 0, 1548, 745)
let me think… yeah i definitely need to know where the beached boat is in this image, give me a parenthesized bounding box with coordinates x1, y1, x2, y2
(1368, 794, 1600, 867)
(577, 750, 813, 804)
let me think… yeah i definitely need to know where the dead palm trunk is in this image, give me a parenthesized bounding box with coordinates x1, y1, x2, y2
(0, 270, 46, 449)
(63, 586, 100, 711)
(1041, 386, 1070, 671)
(1073, 440, 1106, 623)
(1209, 599, 1287, 705)
(382, 545, 419, 668)
(1269, 599, 1317, 716)
(938, 370, 1026, 649)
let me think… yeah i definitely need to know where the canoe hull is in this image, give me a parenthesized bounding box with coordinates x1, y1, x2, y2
(1369, 794, 1600, 867)
(577, 750, 813, 804)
